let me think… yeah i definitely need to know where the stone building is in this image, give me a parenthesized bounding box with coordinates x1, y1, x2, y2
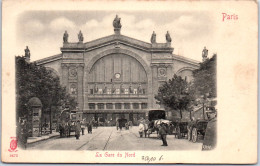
(36, 16, 200, 125)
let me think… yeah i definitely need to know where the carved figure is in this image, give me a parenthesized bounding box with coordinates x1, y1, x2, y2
(166, 31, 172, 43)
(63, 31, 69, 43)
(202, 46, 208, 61)
(151, 31, 156, 43)
(78, 30, 84, 42)
(138, 84, 143, 94)
(113, 15, 122, 29)
(24, 46, 30, 58)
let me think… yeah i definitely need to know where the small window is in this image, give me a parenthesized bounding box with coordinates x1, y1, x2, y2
(89, 103, 95, 109)
(97, 103, 104, 109)
(115, 89, 120, 94)
(124, 89, 129, 94)
(141, 103, 148, 109)
(133, 89, 138, 94)
(98, 89, 103, 94)
(124, 103, 130, 109)
(106, 103, 113, 109)
(115, 103, 122, 109)
(107, 88, 111, 94)
(133, 103, 139, 109)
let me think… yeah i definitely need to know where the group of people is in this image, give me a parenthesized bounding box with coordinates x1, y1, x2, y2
(59, 118, 96, 140)
(138, 120, 168, 146)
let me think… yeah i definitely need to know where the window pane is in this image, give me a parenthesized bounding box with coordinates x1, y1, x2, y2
(115, 103, 122, 109)
(133, 103, 139, 109)
(124, 103, 130, 109)
(141, 103, 147, 109)
(106, 103, 113, 109)
(97, 103, 104, 109)
(89, 103, 95, 109)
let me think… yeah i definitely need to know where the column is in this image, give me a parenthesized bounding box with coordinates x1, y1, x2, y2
(94, 103, 97, 110)
(130, 102, 133, 110)
(166, 65, 173, 80)
(151, 64, 158, 108)
(77, 64, 84, 111)
(104, 103, 107, 110)
(112, 103, 115, 110)
(61, 64, 69, 92)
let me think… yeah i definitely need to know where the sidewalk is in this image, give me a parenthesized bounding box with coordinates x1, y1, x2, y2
(27, 132, 60, 144)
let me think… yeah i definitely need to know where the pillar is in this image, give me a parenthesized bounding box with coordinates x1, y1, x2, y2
(77, 64, 84, 111)
(166, 65, 173, 81)
(151, 64, 158, 108)
(61, 64, 69, 92)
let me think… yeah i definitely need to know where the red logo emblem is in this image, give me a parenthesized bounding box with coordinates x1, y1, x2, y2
(8, 137, 18, 152)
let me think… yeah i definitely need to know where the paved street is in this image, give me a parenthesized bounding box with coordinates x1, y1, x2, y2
(27, 127, 203, 150)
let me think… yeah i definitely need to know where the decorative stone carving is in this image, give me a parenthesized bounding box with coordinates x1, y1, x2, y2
(63, 31, 69, 43)
(202, 46, 208, 61)
(150, 31, 156, 43)
(69, 67, 77, 77)
(70, 83, 77, 95)
(78, 30, 84, 42)
(165, 31, 172, 43)
(24, 46, 30, 58)
(113, 14, 122, 34)
(158, 68, 166, 77)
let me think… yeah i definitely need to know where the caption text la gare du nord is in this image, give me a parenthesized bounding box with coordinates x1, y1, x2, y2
(95, 152, 135, 158)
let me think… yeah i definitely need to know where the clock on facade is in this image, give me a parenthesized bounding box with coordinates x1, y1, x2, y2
(115, 73, 121, 79)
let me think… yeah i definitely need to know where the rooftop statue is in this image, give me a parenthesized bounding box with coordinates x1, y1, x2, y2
(63, 31, 69, 43)
(113, 15, 122, 29)
(202, 46, 208, 61)
(166, 31, 172, 43)
(24, 46, 30, 58)
(78, 30, 84, 42)
(150, 31, 156, 44)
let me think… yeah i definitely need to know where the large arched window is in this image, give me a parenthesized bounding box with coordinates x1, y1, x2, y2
(88, 54, 148, 95)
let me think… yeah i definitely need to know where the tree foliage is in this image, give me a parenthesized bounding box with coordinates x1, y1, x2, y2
(155, 74, 194, 118)
(15, 56, 77, 120)
(193, 54, 217, 98)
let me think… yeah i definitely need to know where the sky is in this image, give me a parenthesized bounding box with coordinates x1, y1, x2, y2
(16, 11, 217, 61)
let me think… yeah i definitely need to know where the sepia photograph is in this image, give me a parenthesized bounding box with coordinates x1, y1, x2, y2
(2, 0, 257, 164)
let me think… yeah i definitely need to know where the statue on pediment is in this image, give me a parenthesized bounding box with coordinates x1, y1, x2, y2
(63, 31, 69, 43)
(202, 46, 208, 61)
(166, 31, 172, 43)
(24, 46, 30, 58)
(78, 30, 84, 42)
(151, 31, 156, 44)
(113, 15, 122, 29)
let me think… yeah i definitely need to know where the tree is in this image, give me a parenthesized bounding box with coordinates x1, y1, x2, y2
(193, 54, 217, 98)
(155, 74, 194, 119)
(15, 56, 77, 132)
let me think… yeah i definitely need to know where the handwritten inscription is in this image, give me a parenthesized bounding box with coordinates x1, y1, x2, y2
(142, 155, 164, 163)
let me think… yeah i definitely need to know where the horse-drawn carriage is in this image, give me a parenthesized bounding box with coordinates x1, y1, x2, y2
(59, 109, 77, 137)
(187, 120, 208, 143)
(116, 118, 128, 130)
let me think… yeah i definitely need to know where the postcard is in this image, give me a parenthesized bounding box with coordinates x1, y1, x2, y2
(1, 0, 258, 164)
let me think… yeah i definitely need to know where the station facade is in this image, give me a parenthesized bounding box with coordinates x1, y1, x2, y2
(36, 16, 200, 125)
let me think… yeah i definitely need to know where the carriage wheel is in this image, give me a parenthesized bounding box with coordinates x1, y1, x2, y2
(187, 128, 191, 141)
(192, 128, 198, 143)
(177, 127, 181, 139)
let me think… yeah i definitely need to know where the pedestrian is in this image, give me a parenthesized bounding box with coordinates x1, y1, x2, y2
(144, 122, 148, 138)
(202, 107, 217, 150)
(87, 120, 92, 134)
(159, 123, 168, 146)
(75, 120, 81, 140)
(116, 120, 119, 130)
(80, 120, 85, 135)
(138, 123, 144, 137)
